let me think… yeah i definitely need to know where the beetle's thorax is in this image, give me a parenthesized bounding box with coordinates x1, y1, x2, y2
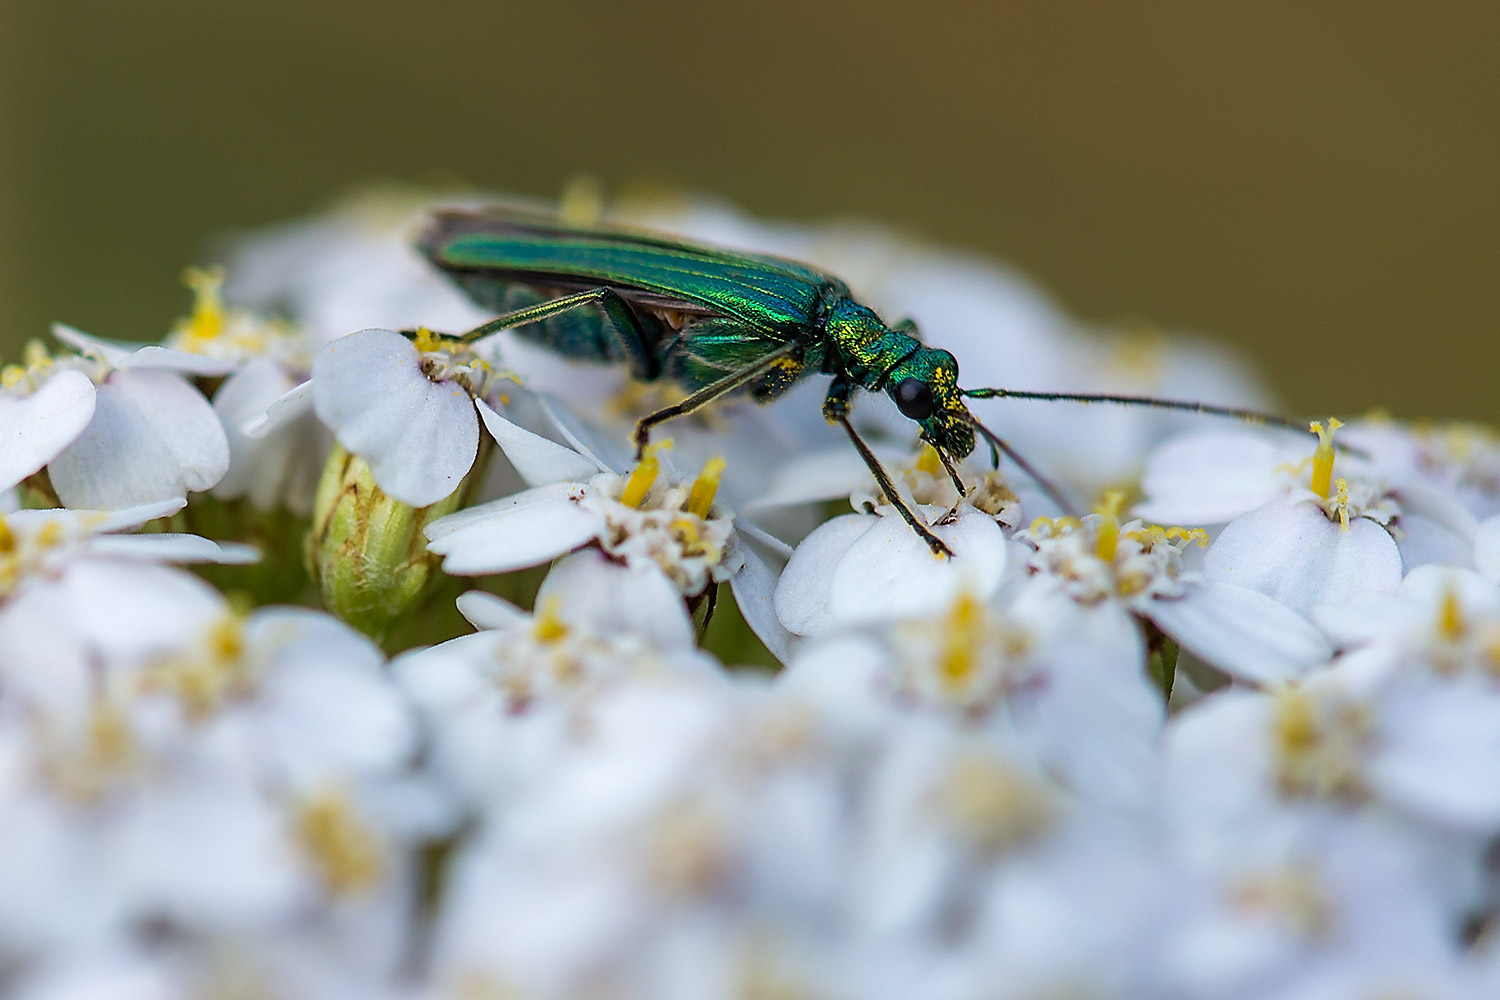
(821, 298, 920, 388)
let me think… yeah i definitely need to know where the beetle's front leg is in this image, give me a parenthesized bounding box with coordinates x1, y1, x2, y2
(825, 380, 953, 558)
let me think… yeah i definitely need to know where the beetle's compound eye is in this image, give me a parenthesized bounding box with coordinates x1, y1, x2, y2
(893, 378, 935, 420)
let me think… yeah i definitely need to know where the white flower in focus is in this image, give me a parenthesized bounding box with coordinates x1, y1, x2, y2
(426, 406, 790, 657)
(773, 505, 1008, 636)
(1016, 494, 1331, 685)
(290, 327, 504, 507)
(750, 442, 1029, 533)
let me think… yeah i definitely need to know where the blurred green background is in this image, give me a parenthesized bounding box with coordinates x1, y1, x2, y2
(1, 3, 1495, 421)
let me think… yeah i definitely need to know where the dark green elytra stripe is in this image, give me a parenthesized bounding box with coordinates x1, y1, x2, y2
(426, 220, 846, 337)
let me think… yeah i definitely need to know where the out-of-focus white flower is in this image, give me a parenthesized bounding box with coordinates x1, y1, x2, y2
(0, 501, 257, 708)
(782, 585, 1161, 808)
(1, 324, 233, 511)
(1016, 493, 1330, 685)
(0, 604, 425, 973)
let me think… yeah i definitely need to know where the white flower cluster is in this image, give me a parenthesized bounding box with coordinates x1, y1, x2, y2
(2, 189, 1500, 998)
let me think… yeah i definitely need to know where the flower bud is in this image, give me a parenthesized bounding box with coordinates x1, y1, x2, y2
(306, 443, 476, 641)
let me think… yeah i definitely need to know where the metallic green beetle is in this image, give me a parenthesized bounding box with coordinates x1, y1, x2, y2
(418, 206, 1294, 556)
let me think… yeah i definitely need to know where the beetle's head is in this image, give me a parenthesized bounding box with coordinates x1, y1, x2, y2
(884, 348, 975, 460)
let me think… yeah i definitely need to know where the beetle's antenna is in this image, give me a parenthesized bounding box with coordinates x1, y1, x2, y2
(961, 386, 1312, 436)
(968, 414, 1078, 517)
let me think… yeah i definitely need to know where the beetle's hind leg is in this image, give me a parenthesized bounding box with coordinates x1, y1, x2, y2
(631, 341, 803, 457)
(449, 286, 659, 381)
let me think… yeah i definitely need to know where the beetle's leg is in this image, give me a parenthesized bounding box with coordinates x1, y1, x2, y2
(892, 317, 920, 338)
(451, 287, 658, 380)
(632, 341, 802, 457)
(825, 380, 953, 559)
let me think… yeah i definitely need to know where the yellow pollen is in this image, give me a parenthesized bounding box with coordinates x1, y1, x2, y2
(0, 365, 24, 389)
(1093, 491, 1125, 562)
(914, 445, 944, 477)
(936, 589, 986, 691)
(1437, 585, 1465, 641)
(1308, 417, 1342, 499)
(293, 788, 384, 895)
(412, 326, 447, 353)
(0, 515, 13, 555)
(671, 517, 703, 546)
(686, 454, 726, 519)
(1167, 526, 1210, 547)
(621, 440, 671, 508)
(181, 266, 226, 342)
(531, 596, 569, 643)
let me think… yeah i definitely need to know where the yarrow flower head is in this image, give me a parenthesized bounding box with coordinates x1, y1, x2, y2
(5, 189, 1500, 999)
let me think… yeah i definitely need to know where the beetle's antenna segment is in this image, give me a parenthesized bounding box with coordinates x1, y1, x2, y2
(961, 387, 1313, 436)
(968, 414, 1078, 517)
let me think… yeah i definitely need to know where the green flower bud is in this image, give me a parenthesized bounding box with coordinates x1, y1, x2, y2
(306, 444, 479, 642)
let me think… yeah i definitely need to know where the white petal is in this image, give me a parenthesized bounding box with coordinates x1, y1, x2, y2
(48, 369, 229, 509)
(1135, 431, 1293, 524)
(827, 506, 1007, 626)
(774, 514, 874, 635)
(425, 481, 582, 541)
(1370, 680, 1500, 831)
(537, 548, 694, 650)
(1203, 498, 1403, 613)
(86, 533, 259, 565)
(0, 370, 96, 492)
(1392, 482, 1479, 571)
(1144, 582, 1331, 686)
(242, 378, 314, 438)
(454, 590, 529, 630)
(475, 398, 604, 486)
(52, 323, 239, 377)
(1477, 516, 1500, 585)
(3, 499, 184, 538)
(746, 445, 896, 509)
(728, 539, 793, 662)
(312, 329, 479, 507)
(428, 498, 601, 575)
(211, 358, 298, 507)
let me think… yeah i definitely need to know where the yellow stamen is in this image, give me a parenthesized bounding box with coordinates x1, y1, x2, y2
(1308, 417, 1342, 500)
(181, 266, 226, 342)
(1094, 491, 1125, 563)
(1437, 585, 1465, 641)
(620, 440, 670, 508)
(686, 454, 725, 519)
(914, 445, 943, 477)
(1331, 478, 1351, 531)
(531, 596, 569, 643)
(936, 589, 985, 691)
(293, 788, 384, 895)
(22, 339, 51, 370)
(0, 515, 13, 555)
(560, 175, 606, 226)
